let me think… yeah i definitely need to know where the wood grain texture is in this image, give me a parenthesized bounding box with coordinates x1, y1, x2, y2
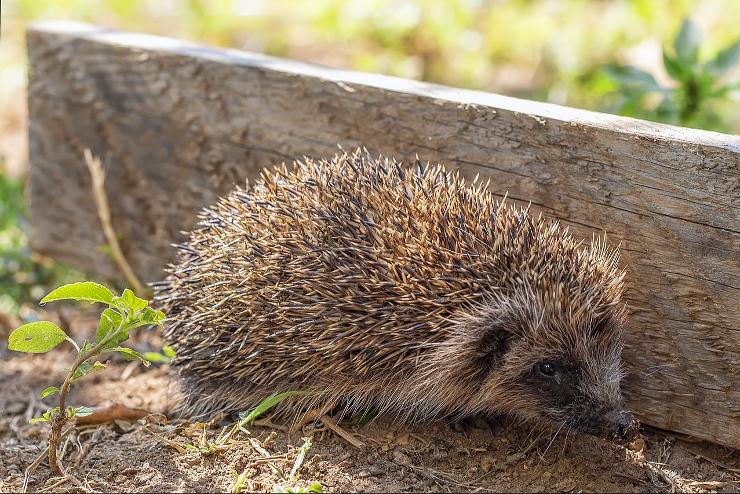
(26, 21, 739, 448)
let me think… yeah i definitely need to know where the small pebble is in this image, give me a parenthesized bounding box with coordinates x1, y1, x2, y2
(392, 450, 411, 466)
(506, 452, 525, 464)
(136, 470, 156, 484)
(394, 433, 410, 446)
(431, 449, 448, 460)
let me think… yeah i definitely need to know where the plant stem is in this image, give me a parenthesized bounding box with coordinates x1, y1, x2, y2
(47, 318, 130, 475)
(48, 353, 81, 476)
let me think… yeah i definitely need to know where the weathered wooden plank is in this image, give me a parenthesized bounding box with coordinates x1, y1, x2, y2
(26, 21, 739, 448)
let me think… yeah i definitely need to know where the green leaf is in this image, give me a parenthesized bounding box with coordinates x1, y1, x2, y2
(663, 51, 689, 82)
(655, 95, 679, 123)
(120, 288, 149, 312)
(272, 484, 323, 494)
(162, 345, 176, 358)
(710, 80, 740, 98)
(183, 442, 217, 455)
(96, 308, 125, 346)
(232, 469, 250, 494)
(673, 18, 701, 65)
(8, 321, 68, 353)
(141, 307, 166, 325)
(706, 41, 740, 78)
(125, 320, 157, 332)
(30, 407, 59, 424)
(694, 70, 715, 97)
(40, 386, 60, 398)
(72, 361, 107, 381)
(142, 351, 171, 363)
(70, 406, 94, 418)
(110, 346, 151, 367)
(603, 64, 661, 93)
(80, 340, 94, 354)
(40, 282, 114, 306)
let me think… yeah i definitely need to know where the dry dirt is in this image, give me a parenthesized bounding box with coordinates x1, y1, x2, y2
(0, 308, 738, 493)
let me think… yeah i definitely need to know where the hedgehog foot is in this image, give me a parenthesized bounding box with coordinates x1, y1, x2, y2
(290, 401, 340, 433)
(448, 415, 497, 434)
(320, 414, 364, 448)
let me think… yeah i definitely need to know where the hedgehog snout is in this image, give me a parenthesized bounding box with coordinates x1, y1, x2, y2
(606, 410, 640, 443)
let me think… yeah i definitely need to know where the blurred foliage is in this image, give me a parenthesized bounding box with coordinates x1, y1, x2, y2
(3, 0, 739, 132)
(603, 18, 739, 131)
(0, 166, 80, 315)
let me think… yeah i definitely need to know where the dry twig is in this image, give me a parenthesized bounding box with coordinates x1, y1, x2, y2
(83, 149, 145, 294)
(625, 447, 703, 494)
(320, 414, 364, 448)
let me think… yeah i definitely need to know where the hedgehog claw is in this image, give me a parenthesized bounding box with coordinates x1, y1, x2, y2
(449, 416, 496, 434)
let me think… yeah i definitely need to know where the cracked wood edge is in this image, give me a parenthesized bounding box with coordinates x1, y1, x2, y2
(26, 21, 740, 448)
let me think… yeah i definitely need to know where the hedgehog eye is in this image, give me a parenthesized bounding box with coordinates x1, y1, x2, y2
(537, 361, 558, 377)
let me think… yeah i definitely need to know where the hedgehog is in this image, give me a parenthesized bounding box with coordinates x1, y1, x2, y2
(154, 148, 639, 443)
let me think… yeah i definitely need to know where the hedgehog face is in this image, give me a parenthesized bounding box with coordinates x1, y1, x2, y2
(521, 338, 638, 443)
(475, 310, 638, 443)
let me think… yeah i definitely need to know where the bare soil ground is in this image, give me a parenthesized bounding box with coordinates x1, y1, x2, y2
(0, 308, 738, 493)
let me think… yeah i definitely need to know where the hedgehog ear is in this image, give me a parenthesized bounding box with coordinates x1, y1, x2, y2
(474, 327, 513, 373)
(426, 317, 516, 382)
(590, 312, 623, 337)
(467, 304, 526, 374)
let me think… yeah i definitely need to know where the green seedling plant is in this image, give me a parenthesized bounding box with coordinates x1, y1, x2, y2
(231, 437, 322, 493)
(273, 429, 319, 493)
(194, 391, 318, 492)
(184, 390, 314, 455)
(272, 483, 323, 494)
(7, 282, 165, 476)
(289, 436, 313, 482)
(231, 469, 252, 493)
(604, 18, 739, 131)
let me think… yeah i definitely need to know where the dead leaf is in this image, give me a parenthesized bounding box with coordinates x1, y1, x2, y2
(75, 403, 151, 426)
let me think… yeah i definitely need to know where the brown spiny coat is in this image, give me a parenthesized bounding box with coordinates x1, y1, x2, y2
(155, 149, 634, 440)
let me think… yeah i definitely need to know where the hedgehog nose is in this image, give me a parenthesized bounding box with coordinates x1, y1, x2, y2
(612, 411, 638, 442)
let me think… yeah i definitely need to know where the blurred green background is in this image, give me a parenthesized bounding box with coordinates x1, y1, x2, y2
(0, 0, 739, 317)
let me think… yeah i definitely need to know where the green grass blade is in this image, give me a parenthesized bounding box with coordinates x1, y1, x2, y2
(238, 391, 314, 431)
